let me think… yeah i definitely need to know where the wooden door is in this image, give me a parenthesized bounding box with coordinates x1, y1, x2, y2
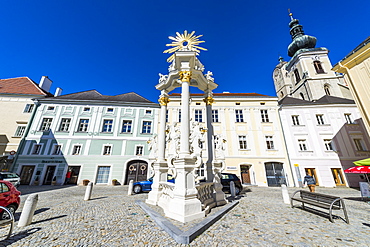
(125, 161, 148, 184)
(20, 165, 35, 185)
(43, 166, 56, 185)
(331, 168, 346, 186)
(240, 165, 251, 184)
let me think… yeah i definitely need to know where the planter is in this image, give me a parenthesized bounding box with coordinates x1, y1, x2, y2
(82, 179, 90, 186)
(112, 180, 118, 186)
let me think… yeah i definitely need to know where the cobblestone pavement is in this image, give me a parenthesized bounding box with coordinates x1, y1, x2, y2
(0, 185, 369, 246)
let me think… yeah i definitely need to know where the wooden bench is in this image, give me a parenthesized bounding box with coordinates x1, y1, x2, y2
(291, 190, 349, 224)
(0, 206, 14, 239)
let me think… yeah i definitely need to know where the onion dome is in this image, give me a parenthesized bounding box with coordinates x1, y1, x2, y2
(287, 13, 317, 57)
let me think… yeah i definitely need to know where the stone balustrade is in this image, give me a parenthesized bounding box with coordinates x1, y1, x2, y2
(196, 182, 216, 214)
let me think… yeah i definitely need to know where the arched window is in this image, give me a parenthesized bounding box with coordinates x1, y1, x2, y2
(313, 61, 324, 74)
(294, 69, 300, 84)
(300, 92, 305, 100)
(324, 85, 330, 95)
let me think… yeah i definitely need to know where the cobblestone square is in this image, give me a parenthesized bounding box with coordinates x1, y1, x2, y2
(0, 185, 369, 246)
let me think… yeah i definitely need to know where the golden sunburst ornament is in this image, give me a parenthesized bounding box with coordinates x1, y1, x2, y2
(164, 30, 207, 62)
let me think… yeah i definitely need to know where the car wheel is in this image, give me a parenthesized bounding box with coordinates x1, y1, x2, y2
(0, 204, 16, 220)
(133, 185, 142, 194)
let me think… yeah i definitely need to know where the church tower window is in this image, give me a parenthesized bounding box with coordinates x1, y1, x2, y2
(313, 61, 324, 74)
(324, 85, 330, 95)
(294, 69, 300, 84)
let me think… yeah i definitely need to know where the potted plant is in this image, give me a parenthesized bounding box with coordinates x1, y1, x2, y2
(51, 176, 57, 186)
(82, 179, 90, 186)
(112, 179, 118, 186)
(34, 176, 39, 186)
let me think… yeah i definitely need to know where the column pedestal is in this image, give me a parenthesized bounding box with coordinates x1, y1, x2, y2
(146, 161, 168, 205)
(213, 160, 227, 206)
(165, 156, 205, 223)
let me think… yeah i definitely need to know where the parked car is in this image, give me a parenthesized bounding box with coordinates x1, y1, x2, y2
(0, 172, 20, 188)
(133, 175, 175, 194)
(221, 173, 242, 195)
(0, 180, 21, 220)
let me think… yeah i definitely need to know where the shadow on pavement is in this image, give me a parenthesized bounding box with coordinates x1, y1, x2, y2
(90, 197, 108, 201)
(18, 185, 77, 196)
(362, 223, 370, 228)
(0, 227, 41, 246)
(32, 215, 67, 225)
(344, 197, 370, 202)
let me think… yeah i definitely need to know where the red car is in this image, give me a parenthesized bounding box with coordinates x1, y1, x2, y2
(0, 180, 21, 220)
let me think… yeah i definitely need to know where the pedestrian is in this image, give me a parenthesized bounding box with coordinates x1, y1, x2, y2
(303, 173, 316, 192)
(65, 169, 72, 185)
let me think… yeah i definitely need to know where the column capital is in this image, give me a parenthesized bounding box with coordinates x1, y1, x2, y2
(203, 96, 214, 105)
(158, 96, 170, 106)
(179, 71, 192, 83)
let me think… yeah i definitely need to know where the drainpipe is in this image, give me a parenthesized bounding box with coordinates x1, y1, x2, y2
(277, 104, 297, 187)
(11, 100, 41, 172)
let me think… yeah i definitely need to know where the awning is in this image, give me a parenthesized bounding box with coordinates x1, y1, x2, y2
(354, 158, 370, 166)
(344, 166, 370, 174)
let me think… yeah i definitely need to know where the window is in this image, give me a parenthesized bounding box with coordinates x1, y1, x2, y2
(78, 119, 89, 132)
(166, 110, 169, 123)
(354, 139, 365, 151)
(24, 104, 34, 113)
(142, 121, 152, 134)
(47, 106, 55, 111)
(294, 69, 300, 83)
(195, 110, 203, 122)
(102, 120, 113, 132)
(235, 110, 244, 122)
(212, 110, 219, 123)
(146, 110, 152, 115)
(324, 85, 330, 95)
(0, 183, 10, 193)
(344, 114, 353, 124)
(32, 144, 42, 154)
(265, 136, 274, 150)
(238, 135, 247, 150)
(107, 108, 114, 113)
(292, 115, 300, 125)
(121, 120, 132, 133)
(196, 102, 201, 105)
(314, 61, 324, 74)
(178, 110, 181, 122)
(72, 145, 81, 155)
(83, 107, 90, 112)
(136, 146, 143, 155)
(52, 145, 62, 155)
(324, 139, 333, 151)
(316, 114, 325, 125)
(298, 139, 307, 151)
(103, 145, 112, 155)
(14, 126, 26, 137)
(261, 110, 269, 122)
(59, 118, 71, 131)
(39, 118, 53, 131)
(96, 166, 110, 184)
(235, 102, 240, 105)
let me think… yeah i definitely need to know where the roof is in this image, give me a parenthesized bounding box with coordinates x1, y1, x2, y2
(0, 77, 51, 96)
(279, 95, 355, 106)
(43, 90, 155, 104)
(170, 92, 274, 98)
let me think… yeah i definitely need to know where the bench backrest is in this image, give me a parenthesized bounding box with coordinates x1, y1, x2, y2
(299, 190, 341, 207)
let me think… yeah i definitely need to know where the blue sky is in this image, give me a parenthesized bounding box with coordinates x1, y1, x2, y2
(0, 1, 369, 102)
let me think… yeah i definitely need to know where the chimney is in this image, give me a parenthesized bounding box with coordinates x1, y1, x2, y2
(54, 87, 63, 97)
(39, 76, 53, 92)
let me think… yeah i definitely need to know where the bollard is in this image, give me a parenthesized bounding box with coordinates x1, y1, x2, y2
(84, 181, 93, 201)
(281, 184, 290, 204)
(230, 181, 236, 197)
(128, 180, 134, 195)
(18, 193, 38, 227)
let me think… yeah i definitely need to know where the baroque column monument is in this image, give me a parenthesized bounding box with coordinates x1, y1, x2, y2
(146, 31, 226, 223)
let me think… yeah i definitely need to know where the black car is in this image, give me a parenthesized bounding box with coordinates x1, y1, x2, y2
(221, 173, 242, 195)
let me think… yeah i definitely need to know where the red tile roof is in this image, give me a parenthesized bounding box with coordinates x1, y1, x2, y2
(0, 77, 50, 96)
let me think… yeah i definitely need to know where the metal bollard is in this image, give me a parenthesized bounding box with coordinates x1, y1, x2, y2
(230, 181, 236, 197)
(18, 193, 38, 227)
(128, 180, 134, 195)
(281, 184, 290, 204)
(84, 182, 93, 201)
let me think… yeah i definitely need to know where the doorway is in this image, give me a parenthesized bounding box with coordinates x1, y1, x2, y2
(240, 165, 251, 184)
(304, 168, 319, 186)
(66, 166, 81, 185)
(43, 166, 56, 185)
(125, 160, 148, 184)
(331, 168, 346, 186)
(265, 162, 286, 187)
(20, 165, 35, 185)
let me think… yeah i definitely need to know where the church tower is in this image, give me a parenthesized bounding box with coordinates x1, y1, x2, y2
(273, 13, 352, 101)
